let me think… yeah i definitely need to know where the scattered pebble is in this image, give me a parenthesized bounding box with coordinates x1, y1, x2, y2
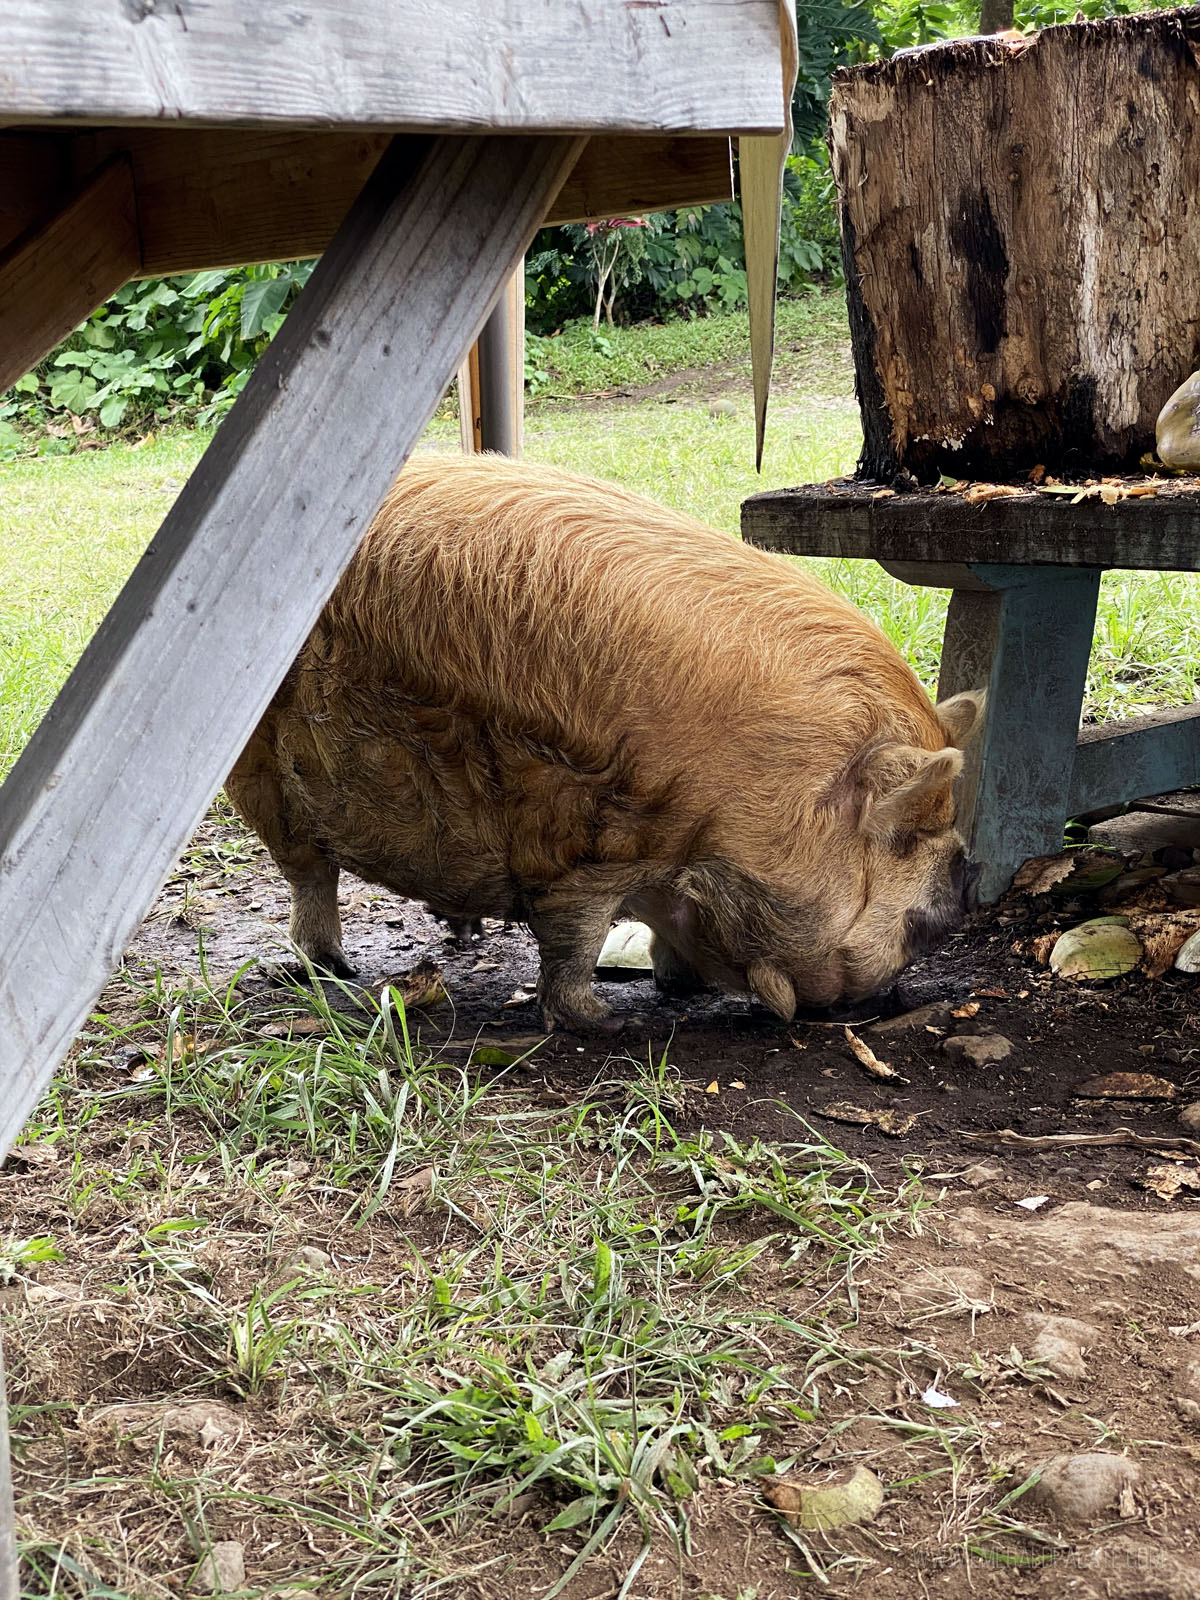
(961, 1161, 1005, 1188)
(286, 1246, 332, 1273)
(869, 1001, 956, 1036)
(1025, 1314, 1100, 1381)
(194, 1540, 246, 1594)
(1030, 1452, 1138, 1521)
(942, 1032, 1012, 1067)
(1181, 1102, 1200, 1132)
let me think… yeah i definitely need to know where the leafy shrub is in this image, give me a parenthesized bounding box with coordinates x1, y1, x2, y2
(0, 261, 314, 455)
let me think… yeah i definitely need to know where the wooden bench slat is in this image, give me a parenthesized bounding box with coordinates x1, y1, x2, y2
(4, 0, 784, 135)
(742, 484, 1200, 571)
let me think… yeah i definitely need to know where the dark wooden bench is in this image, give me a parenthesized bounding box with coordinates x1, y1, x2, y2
(741, 480, 1200, 900)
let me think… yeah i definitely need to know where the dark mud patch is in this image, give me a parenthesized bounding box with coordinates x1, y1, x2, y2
(136, 810, 1200, 1209)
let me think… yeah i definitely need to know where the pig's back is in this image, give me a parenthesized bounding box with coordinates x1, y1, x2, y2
(311, 453, 945, 811)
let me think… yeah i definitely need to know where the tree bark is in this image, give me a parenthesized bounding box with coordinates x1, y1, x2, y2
(830, 9, 1200, 481)
(979, 0, 1015, 33)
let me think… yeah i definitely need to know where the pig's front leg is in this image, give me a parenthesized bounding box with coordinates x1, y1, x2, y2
(287, 856, 354, 978)
(528, 892, 624, 1032)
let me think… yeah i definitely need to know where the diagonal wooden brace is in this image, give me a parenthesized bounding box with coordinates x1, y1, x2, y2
(0, 133, 584, 1163)
(0, 155, 140, 395)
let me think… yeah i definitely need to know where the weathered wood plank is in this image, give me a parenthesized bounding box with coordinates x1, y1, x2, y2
(0, 132, 583, 1164)
(3, 1, 784, 134)
(1071, 709, 1200, 819)
(0, 1339, 14, 1600)
(0, 155, 140, 395)
(56, 130, 734, 276)
(741, 483, 1200, 572)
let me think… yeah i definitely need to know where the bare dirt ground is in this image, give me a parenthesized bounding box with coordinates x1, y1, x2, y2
(8, 805, 1200, 1598)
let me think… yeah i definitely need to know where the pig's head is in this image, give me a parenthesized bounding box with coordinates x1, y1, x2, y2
(660, 690, 983, 1020)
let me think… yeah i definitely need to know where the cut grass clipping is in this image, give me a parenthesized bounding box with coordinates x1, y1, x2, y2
(7, 961, 919, 1597)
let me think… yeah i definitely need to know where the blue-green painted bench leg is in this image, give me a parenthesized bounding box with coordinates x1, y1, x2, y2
(885, 561, 1102, 902)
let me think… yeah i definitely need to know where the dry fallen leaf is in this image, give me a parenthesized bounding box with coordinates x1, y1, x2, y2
(817, 1101, 917, 1137)
(975, 987, 1009, 999)
(705, 1081, 720, 1095)
(1139, 1163, 1200, 1201)
(844, 1026, 896, 1080)
(261, 1015, 328, 1039)
(763, 1465, 884, 1531)
(1075, 1072, 1176, 1101)
(1013, 852, 1077, 894)
(964, 482, 1024, 503)
(951, 1001, 980, 1019)
(376, 958, 449, 1010)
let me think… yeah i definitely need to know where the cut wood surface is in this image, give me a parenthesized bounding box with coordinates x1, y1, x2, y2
(60, 130, 733, 276)
(4, 0, 784, 135)
(0, 155, 140, 396)
(741, 483, 1200, 571)
(0, 132, 583, 1163)
(830, 9, 1200, 479)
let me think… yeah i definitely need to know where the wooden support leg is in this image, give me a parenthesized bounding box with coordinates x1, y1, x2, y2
(458, 261, 525, 456)
(886, 560, 1101, 902)
(0, 132, 584, 1162)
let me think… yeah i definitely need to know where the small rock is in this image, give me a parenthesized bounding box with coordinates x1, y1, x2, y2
(942, 1033, 1013, 1066)
(161, 1402, 244, 1447)
(286, 1246, 332, 1273)
(1030, 1452, 1138, 1521)
(1024, 1314, 1100, 1381)
(962, 1161, 1005, 1188)
(1164, 866, 1200, 907)
(195, 1540, 246, 1594)
(707, 398, 738, 419)
(869, 1001, 956, 1036)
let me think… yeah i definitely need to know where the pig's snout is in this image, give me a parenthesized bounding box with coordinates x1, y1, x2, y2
(902, 852, 978, 958)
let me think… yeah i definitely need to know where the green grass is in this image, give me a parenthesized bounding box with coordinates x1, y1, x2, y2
(10, 962, 910, 1598)
(527, 291, 853, 401)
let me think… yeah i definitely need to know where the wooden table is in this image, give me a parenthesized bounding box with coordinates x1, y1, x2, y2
(0, 4, 794, 1588)
(742, 480, 1200, 900)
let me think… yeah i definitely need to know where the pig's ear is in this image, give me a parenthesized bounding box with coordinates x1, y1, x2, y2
(935, 689, 986, 749)
(747, 959, 796, 1022)
(862, 747, 963, 840)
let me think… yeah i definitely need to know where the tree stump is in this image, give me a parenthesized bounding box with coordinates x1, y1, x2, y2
(830, 8, 1200, 482)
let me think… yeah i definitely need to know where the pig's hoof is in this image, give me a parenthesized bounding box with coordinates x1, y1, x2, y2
(274, 952, 356, 984)
(538, 987, 618, 1034)
(542, 1009, 625, 1037)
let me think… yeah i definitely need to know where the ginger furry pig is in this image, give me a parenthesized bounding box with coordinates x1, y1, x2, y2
(227, 454, 980, 1029)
